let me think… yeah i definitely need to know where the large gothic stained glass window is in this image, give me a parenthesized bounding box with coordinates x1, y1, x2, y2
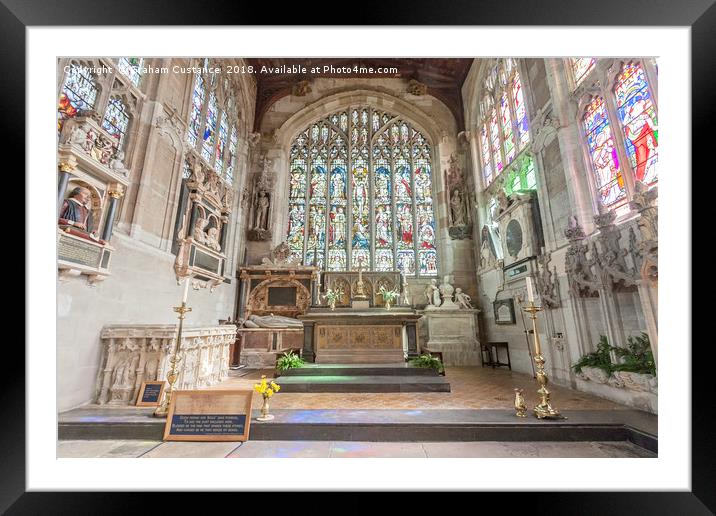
(614, 62, 658, 187)
(287, 108, 437, 277)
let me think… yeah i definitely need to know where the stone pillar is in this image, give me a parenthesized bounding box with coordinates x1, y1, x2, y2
(101, 184, 125, 242)
(237, 270, 251, 321)
(57, 159, 76, 216)
(302, 321, 315, 363)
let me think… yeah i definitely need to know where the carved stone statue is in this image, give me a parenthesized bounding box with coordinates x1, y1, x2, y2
(424, 279, 441, 309)
(254, 191, 270, 230)
(454, 288, 473, 309)
(247, 313, 303, 328)
(193, 216, 208, 244)
(205, 226, 221, 252)
(109, 149, 128, 175)
(353, 265, 367, 299)
(450, 189, 466, 226)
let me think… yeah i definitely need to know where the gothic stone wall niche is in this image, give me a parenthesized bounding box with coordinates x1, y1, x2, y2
(95, 324, 237, 405)
(174, 153, 235, 291)
(247, 156, 274, 241)
(321, 271, 403, 308)
(445, 153, 472, 240)
(57, 115, 131, 285)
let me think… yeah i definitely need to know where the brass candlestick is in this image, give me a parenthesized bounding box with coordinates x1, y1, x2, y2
(522, 301, 564, 419)
(154, 302, 192, 417)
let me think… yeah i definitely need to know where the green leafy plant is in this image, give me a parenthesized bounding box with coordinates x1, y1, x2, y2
(276, 350, 304, 372)
(325, 286, 344, 305)
(409, 353, 445, 374)
(572, 335, 614, 375)
(378, 285, 399, 303)
(572, 333, 656, 377)
(612, 332, 656, 376)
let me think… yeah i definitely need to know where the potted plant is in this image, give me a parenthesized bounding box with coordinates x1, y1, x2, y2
(409, 353, 445, 375)
(324, 286, 344, 311)
(275, 350, 304, 376)
(378, 285, 400, 310)
(253, 375, 280, 421)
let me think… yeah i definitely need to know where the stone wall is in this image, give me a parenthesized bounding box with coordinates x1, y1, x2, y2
(57, 58, 256, 411)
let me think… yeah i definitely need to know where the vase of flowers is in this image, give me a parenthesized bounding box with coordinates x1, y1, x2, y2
(378, 285, 399, 310)
(324, 286, 344, 311)
(253, 375, 280, 421)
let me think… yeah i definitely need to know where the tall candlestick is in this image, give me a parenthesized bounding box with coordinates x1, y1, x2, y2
(526, 276, 535, 303)
(182, 277, 190, 304)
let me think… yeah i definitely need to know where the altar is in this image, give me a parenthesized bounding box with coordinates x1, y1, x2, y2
(298, 308, 421, 363)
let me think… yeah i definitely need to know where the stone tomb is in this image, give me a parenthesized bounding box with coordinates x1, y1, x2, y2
(418, 308, 481, 366)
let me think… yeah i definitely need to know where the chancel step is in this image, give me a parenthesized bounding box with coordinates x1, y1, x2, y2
(278, 363, 439, 377)
(276, 374, 451, 393)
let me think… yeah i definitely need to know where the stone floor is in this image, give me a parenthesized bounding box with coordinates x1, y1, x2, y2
(216, 366, 626, 411)
(57, 439, 655, 458)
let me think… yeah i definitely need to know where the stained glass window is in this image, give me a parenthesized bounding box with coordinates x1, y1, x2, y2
(287, 108, 437, 277)
(614, 63, 658, 187)
(226, 126, 237, 185)
(215, 114, 228, 174)
(117, 57, 143, 87)
(571, 58, 596, 88)
(583, 97, 626, 209)
(187, 72, 205, 149)
(477, 59, 531, 188)
(101, 97, 130, 149)
(58, 64, 98, 130)
(185, 60, 239, 184)
(503, 155, 537, 196)
(512, 72, 529, 147)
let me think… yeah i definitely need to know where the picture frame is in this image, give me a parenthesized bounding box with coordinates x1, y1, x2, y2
(13, 0, 707, 508)
(163, 390, 253, 442)
(493, 298, 516, 325)
(135, 381, 166, 407)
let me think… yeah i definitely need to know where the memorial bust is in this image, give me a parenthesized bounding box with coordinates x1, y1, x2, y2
(247, 313, 303, 328)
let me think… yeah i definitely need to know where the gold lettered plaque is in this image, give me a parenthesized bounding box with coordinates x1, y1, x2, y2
(135, 381, 166, 407)
(163, 390, 253, 442)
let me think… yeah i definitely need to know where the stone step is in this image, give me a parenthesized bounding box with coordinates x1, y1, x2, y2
(57, 407, 657, 452)
(279, 363, 440, 377)
(276, 375, 450, 393)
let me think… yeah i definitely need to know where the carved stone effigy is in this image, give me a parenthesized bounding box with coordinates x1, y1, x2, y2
(95, 324, 237, 405)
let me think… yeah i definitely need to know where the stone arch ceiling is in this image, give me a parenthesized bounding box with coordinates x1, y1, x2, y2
(248, 58, 473, 133)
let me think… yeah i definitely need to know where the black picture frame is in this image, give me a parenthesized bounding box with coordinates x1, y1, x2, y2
(13, 0, 709, 511)
(493, 298, 516, 325)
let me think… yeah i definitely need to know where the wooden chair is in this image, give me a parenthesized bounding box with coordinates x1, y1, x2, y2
(486, 341, 511, 370)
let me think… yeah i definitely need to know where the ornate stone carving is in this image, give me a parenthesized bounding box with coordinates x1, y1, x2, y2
(260, 241, 302, 267)
(564, 216, 599, 297)
(445, 153, 472, 239)
(248, 132, 261, 148)
(592, 211, 637, 290)
(248, 156, 274, 241)
(536, 251, 560, 308)
(479, 225, 497, 270)
(531, 105, 562, 153)
(292, 80, 312, 96)
(629, 182, 658, 284)
(97, 325, 236, 405)
(407, 79, 428, 96)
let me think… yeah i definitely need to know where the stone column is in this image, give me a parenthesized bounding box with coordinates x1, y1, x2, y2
(237, 270, 251, 321)
(101, 184, 125, 242)
(301, 321, 315, 362)
(57, 159, 76, 216)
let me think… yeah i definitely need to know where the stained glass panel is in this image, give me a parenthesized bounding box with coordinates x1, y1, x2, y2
(614, 63, 658, 186)
(201, 93, 217, 161)
(215, 114, 228, 174)
(418, 250, 438, 276)
(375, 249, 394, 271)
(500, 93, 516, 164)
(480, 124, 493, 185)
(512, 72, 529, 147)
(187, 72, 205, 148)
(328, 250, 347, 271)
(58, 64, 98, 130)
(287, 203, 306, 260)
(101, 97, 129, 148)
(117, 57, 143, 87)
(584, 97, 626, 208)
(490, 110, 503, 174)
(397, 250, 415, 276)
(571, 58, 596, 88)
(226, 126, 237, 185)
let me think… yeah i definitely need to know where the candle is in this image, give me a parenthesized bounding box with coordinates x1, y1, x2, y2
(182, 277, 190, 304)
(526, 277, 535, 303)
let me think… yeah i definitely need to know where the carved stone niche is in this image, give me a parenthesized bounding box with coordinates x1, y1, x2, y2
(247, 156, 274, 241)
(495, 192, 539, 268)
(445, 153, 472, 240)
(57, 116, 130, 285)
(174, 153, 234, 291)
